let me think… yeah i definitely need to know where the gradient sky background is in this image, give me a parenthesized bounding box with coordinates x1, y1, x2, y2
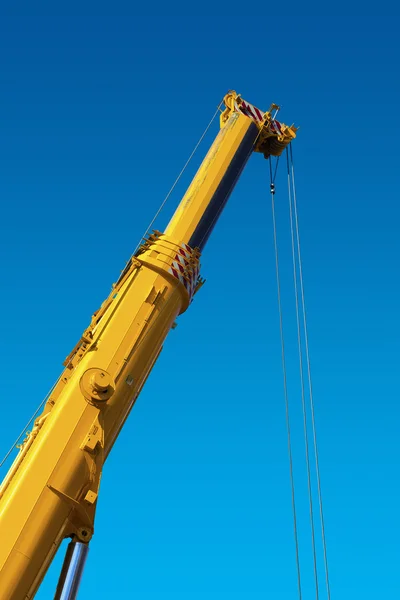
(1, 13, 400, 599)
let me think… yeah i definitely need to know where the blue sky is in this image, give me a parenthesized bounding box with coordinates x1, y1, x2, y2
(1, 13, 400, 599)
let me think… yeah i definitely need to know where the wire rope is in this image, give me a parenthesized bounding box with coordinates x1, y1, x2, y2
(0, 379, 57, 468)
(270, 163, 303, 599)
(0, 103, 223, 471)
(286, 148, 320, 598)
(132, 101, 223, 255)
(289, 144, 332, 599)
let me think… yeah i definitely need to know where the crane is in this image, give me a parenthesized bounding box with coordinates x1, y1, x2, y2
(0, 91, 297, 599)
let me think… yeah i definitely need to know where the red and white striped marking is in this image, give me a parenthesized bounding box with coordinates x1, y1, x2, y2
(178, 243, 192, 257)
(168, 243, 200, 301)
(174, 252, 190, 268)
(236, 100, 264, 122)
(268, 119, 283, 135)
(235, 100, 283, 135)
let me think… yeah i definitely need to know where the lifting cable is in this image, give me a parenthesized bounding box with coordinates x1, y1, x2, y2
(285, 148, 320, 599)
(132, 101, 223, 256)
(288, 145, 332, 600)
(0, 102, 223, 472)
(269, 158, 303, 600)
(270, 148, 331, 599)
(0, 259, 195, 471)
(0, 381, 58, 469)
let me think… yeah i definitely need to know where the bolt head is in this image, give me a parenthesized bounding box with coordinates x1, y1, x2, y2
(90, 371, 111, 392)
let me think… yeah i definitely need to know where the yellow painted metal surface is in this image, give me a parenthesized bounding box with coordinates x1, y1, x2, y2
(165, 111, 255, 244)
(0, 91, 296, 599)
(0, 256, 185, 599)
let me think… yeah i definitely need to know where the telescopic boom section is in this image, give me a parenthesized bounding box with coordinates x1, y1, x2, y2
(0, 91, 296, 600)
(165, 90, 297, 250)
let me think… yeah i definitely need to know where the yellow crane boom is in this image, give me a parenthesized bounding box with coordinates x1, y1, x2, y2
(0, 91, 296, 599)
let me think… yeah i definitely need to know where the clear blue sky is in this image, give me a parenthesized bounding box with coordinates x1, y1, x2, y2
(1, 13, 399, 599)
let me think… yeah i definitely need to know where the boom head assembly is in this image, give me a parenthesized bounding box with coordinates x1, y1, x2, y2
(220, 90, 297, 158)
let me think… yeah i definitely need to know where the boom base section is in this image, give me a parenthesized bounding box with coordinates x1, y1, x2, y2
(0, 238, 199, 599)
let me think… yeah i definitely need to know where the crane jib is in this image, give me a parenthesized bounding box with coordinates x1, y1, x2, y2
(188, 120, 259, 250)
(0, 91, 297, 600)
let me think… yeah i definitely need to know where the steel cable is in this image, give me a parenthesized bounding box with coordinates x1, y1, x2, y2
(0, 380, 58, 468)
(0, 103, 223, 472)
(286, 148, 320, 598)
(270, 164, 303, 599)
(132, 101, 223, 255)
(289, 144, 332, 599)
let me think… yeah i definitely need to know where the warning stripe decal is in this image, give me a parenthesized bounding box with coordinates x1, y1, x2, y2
(236, 100, 283, 136)
(236, 100, 264, 123)
(168, 242, 200, 301)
